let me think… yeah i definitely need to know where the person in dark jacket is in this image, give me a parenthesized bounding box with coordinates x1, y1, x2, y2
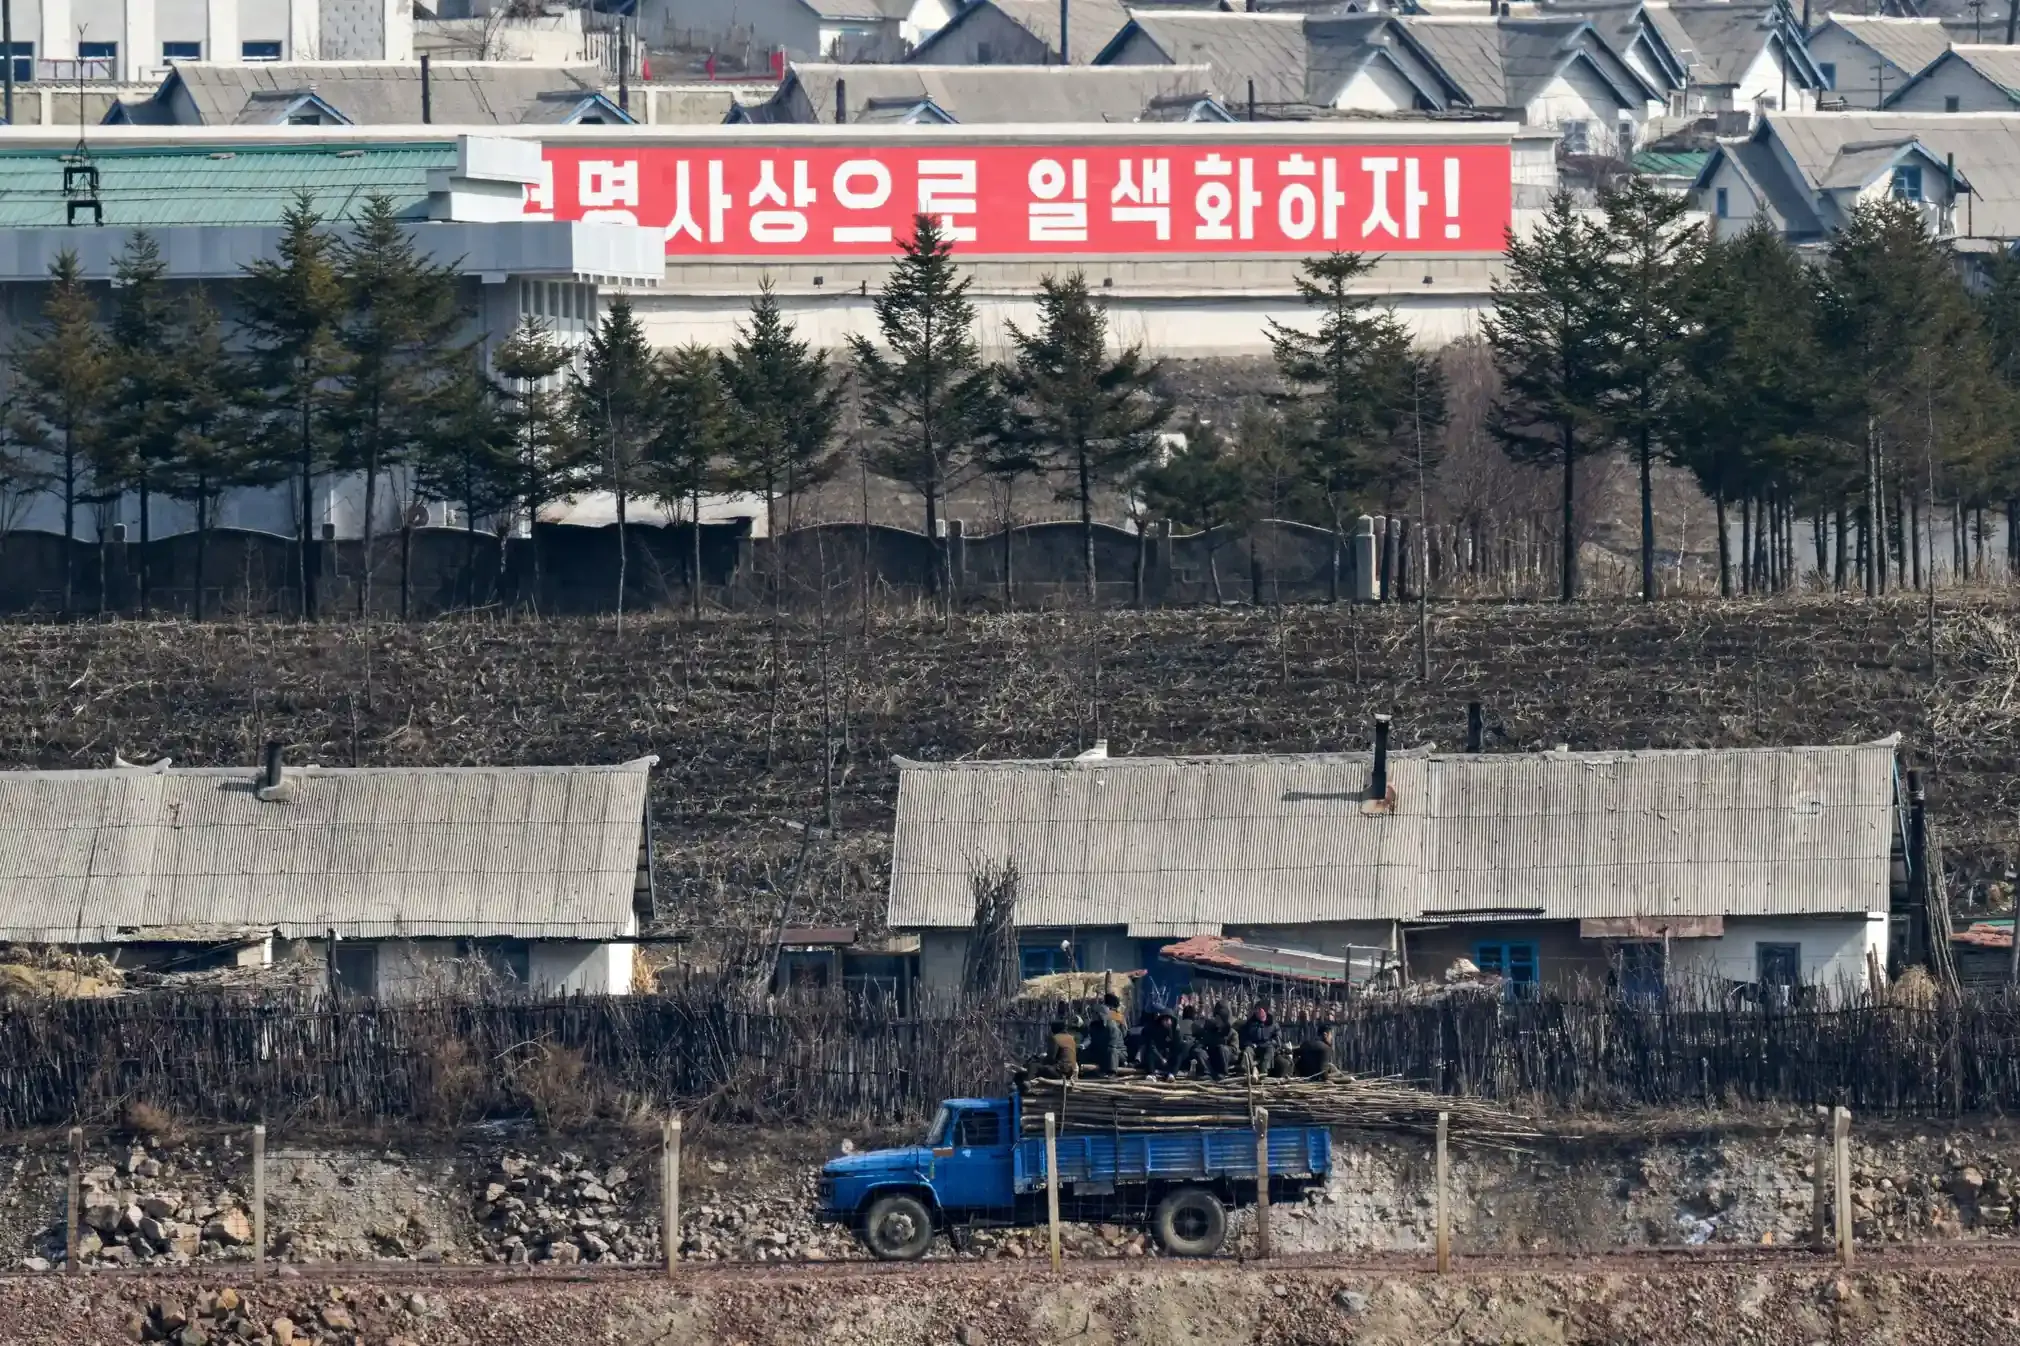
(1044, 1019, 1079, 1079)
(1140, 1011, 1182, 1077)
(1174, 1004, 1203, 1076)
(1082, 992, 1126, 1076)
(1240, 1003, 1282, 1076)
(1291, 1023, 1334, 1078)
(1196, 1001, 1234, 1078)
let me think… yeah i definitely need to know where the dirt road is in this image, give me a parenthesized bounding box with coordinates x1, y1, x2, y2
(5, 1245, 2020, 1345)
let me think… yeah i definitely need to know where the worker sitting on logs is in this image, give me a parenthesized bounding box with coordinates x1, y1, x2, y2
(1082, 993, 1126, 1076)
(1139, 1010, 1183, 1079)
(1195, 1002, 1234, 1078)
(1291, 1024, 1335, 1078)
(1040, 1018, 1079, 1079)
(1240, 1003, 1282, 1077)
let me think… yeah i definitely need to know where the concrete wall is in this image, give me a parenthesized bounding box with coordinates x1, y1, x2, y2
(1805, 27, 1916, 110)
(1668, 914, 1888, 1000)
(913, 6, 1053, 63)
(1404, 919, 1612, 990)
(326, 937, 633, 999)
(1700, 154, 1765, 240)
(1884, 58, 2000, 113)
(643, 0, 822, 61)
(1336, 57, 1420, 113)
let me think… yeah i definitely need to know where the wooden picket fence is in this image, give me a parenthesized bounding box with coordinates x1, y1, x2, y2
(1, 986, 2017, 1131)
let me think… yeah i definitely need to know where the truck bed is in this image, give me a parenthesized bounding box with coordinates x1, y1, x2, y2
(1011, 1124, 1330, 1194)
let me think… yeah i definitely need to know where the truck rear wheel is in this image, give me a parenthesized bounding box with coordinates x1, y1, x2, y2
(860, 1193, 935, 1261)
(1152, 1187, 1226, 1257)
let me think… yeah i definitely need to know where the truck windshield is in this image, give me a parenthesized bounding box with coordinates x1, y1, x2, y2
(924, 1105, 952, 1147)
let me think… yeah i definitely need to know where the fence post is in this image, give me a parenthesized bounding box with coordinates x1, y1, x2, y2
(1045, 1111, 1061, 1270)
(663, 1114, 681, 1275)
(251, 1124, 266, 1275)
(1811, 1109, 1830, 1250)
(1833, 1106, 1854, 1267)
(1435, 1111, 1451, 1274)
(1253, 1107, 1271, 1259)
(65, 1127, 82, 1276)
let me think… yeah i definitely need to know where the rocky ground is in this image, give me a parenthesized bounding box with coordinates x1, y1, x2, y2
(4, 1117, 2019, 1275)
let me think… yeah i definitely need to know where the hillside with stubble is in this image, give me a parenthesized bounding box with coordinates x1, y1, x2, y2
(1, 597, 2014, 935)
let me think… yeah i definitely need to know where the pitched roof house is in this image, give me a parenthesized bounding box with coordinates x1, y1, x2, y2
(731, 61, 1231, 123)
(1886, 46, 2020, 114)
(1097, 13, 1461, 115)
(889, 739, 1900, 1001)
(0, 756, 658, 998)
(107, 62, 633, 127)
(1806, 16, 1953, 109)
(1399, 15, 1660, 148)
(909, 0, 1135, 64)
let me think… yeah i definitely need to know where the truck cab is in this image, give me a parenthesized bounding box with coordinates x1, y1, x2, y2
(819, 1098, 1018, 1257)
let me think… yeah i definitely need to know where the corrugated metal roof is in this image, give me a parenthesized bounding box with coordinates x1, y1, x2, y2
(1763, 112, 2020, 236)
(888, 741, 1898, 929)
(1824, 17, 1952, 80)
(1122, 12, 1312, 105)
(161, 61, 615, 126)
(0, 144, 455, 228)
(776, 62, 1219, 123)
(0, 759, 654, 942)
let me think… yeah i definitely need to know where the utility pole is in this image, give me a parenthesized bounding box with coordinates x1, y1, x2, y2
(2, 0, 14, 127)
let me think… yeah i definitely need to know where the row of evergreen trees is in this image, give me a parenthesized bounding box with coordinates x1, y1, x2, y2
(1489, 181, 2020, 601)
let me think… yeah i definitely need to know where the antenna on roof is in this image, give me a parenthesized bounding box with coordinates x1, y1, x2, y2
(62, 22, 101, 227)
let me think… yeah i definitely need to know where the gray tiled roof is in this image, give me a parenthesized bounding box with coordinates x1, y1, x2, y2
(1934, 45, 2020, 101)
(0, 759, 655, 942)
(166, 62, 617, 126)
(887, 742, 1898, 930)
(1400, 16, 1645, 110)
(1118, 12, 1314, 104)
(1763, 112, 2020, 235)
(762, 63, 1221, 123)
(1820, 17, 1953, 79)
(1661, 2, 1782, 86)
(994, 0, 1136, 62)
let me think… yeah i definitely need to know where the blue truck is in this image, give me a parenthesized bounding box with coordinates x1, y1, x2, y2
(816, 1090, 1333, 1260)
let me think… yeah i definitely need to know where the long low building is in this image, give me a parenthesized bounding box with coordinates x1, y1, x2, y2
(0, 754, 658, 999)
(887, 737, 1903, 1003)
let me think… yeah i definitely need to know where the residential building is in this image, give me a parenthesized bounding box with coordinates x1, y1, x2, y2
(1638, 1, 1823, 120)
(1536, 0, 1686, 115)
(0, 0, 411, 85)
(731, 62, 1230, 123)
(887, 738, 1902, 1003)
(1096, 12, 1461, 117)
(1694, 112, 2004, 243)
(637, 0, 916, 64)
(1805, 16, 1952, 109)
(0, 133, 662, 542)
(910, 0, 1133, 64)
(1886, 46, 2020, 114)
(1399, 15, 1661, 152)
(106, 61, 633, 126)
(0, 755, 658, 999)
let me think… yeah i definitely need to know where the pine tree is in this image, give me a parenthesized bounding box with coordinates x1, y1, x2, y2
(493, 317, 582, 611)
(413, 348, 519, 615)
(103, 232, 182, 613)
(331, 192, 467, 618)
(10, 249, 109, 617)
(1598, 177, 1702, 603)
(239, 192, 345, 619)
(1137, 417, 1254, 603)
(572, 295, 662, 624)
(1002, 273, 1172, 604)
(721, 282, 843, 551)
(157, 290, 269, 621)
(849, 215, 999, 593)
(1483, 194, 1619, 603)
(652, 344, 733, 621)
(1267, 252, 1413, 587)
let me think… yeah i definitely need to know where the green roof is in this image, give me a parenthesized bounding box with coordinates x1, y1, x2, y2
(1632, 148, 1712, 181)
(0, 143, 461, 229)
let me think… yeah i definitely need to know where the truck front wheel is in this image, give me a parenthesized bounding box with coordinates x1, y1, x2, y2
(1152, 1187, 1227, 1257)
(860, 1194, 936, 1261)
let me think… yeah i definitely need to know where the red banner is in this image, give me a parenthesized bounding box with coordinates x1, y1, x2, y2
(532, 142, 1511, 257)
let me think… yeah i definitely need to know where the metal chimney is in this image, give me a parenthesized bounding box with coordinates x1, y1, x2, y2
(262, 741, 284, 792)
(1466, 702, 1484, 753)
(1059, 0, 1071, 62)
(1371, 715, 1391, 800)
(419, 54, 432, 124)
(836, 76, 847, 124)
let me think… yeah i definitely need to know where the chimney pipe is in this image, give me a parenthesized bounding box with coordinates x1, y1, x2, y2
(1059, 0, 1071, 63)
(419, 53, 432, 124)
(836, 76, 847, 124)
(1247, 77, 1255, 121)
(262, 741, 284, 792)
(1371, 715, 1391, 801)
(1466, 701, 1484, 753)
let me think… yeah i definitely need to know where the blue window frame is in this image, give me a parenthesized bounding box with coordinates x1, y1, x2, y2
(1818, 62, 1836, 91)
(242, 40, 283, 61)
(1475, 941, 1539, 995)
(162, 41, 201, 61)
(1892, 165, 1924, 202)
(79, 40, 117, 67)
(3, 42, 30, 87)
(1715, 186, 1729, 219)
(1019, 944, 1069, 979)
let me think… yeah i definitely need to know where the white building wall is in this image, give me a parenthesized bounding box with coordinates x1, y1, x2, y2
(902, 0, 958, 48)
(207, 0, 242, 64)
(528, 940, 635, 995)
(1885, 60, 2005, 113)
(1668, 914, 1888, 1003)
(42, 0, 78, 62)
(1334, 58, 1419, 113)
(121, 0, 157, 79)
(1733, 42, 1816, 117)
(1804, 27, 1913, 110)
(1527, 58, 1635, 151)
(1700, 156, 1766, 240)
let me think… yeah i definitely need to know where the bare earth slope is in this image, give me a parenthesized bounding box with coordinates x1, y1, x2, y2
(0, 596, 2011, 933)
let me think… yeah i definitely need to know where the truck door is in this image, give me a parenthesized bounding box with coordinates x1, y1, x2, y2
(930, 1103, 1017, 1213)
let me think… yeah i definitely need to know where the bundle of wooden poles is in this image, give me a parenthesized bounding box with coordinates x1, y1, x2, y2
(1017, 1072, 1539, 1149)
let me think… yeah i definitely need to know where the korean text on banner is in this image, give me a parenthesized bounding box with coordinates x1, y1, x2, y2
(530, 142, 1512, 257)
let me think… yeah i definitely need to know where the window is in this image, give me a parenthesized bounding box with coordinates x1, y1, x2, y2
(976, 42, 995, 63)
(1614, 942, 1666, 1000)
(1945, 95, 1961, 113)
(478, 940, 531, 986)
(287, 109, 323, 125)
(2, 42, 29, 86)
(1474, 941, 1539, 996)
(242, 40, 283, 61)
(1756, 943, 1801, 989)
(79, 40, 116, 72)
(331, 943, 377, 999)
(955, 1109, 1002, 1147)
(1715, 186, 1729, 218)
(1559, 119, 1591, 154)
(1818, 62, 1836, 90)
(1019, 944, 1069, 979)
(1892, 165, 1924, 202)
(162, 41, 201, 61)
